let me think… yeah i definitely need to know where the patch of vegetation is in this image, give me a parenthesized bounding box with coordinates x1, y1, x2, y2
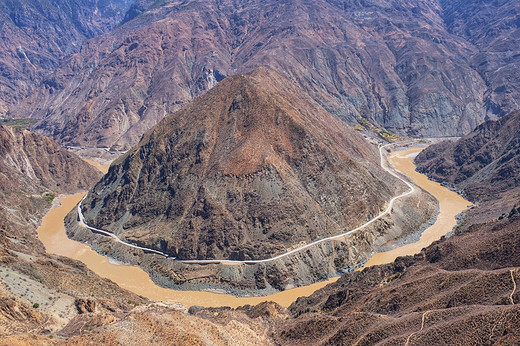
(379, 129, 399, 141)
(454, 221, 466, 234)
(357, 117, 377, 130)
(44, 193, 55, 203)
(0, 118, 38, 129)
(381, 272, 402, 285)
(33, 303, 39, 309)
(356, 112, 401, 141)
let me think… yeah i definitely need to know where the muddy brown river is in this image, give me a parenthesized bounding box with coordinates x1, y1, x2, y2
(363, 148, 472, 268)
(37, 147, 470, 308)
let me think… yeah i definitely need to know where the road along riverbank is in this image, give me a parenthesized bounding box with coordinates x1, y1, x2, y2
(75, 143, 414, 265)
(363, 147, 472, 268)
(38, 193, 340, 308)
(37, 146, 470, 307)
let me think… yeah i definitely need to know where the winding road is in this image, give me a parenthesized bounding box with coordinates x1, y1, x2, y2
(77, 142, 416, 264)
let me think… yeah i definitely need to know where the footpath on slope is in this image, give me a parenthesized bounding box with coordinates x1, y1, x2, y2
(76, 143, 416, 264)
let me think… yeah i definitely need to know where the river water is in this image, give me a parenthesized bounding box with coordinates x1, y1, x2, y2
(363, 148, 472, 267)
(37, 147, 470, 308)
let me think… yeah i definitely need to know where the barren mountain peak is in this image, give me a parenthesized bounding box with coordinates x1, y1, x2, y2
(75, 68, 398, 261)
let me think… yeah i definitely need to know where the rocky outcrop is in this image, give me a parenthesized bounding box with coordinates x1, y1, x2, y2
(15, 0, 520, 149)
(415, 110, 520, 202)
(0, 0, 132, 114)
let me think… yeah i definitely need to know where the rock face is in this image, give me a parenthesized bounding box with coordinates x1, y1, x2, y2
(0, 0, 132, 114)
(0, 125, 102, 195)
(440, 0, 520, 118)
(415, 110, 520, 202)
(13, 0, 520, 149)
(78, 69, 399, 260)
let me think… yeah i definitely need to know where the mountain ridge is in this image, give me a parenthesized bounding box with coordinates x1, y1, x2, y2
(10, 0, 519, 149)
(0, 0, 133, 114)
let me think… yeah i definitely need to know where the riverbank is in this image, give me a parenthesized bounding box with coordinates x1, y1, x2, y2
(363, 148, 472, 268)
(37, 145, 470, 307)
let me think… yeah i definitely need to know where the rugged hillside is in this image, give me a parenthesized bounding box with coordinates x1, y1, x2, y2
(0, 0, 132, 114)
(273, 202, 520, 345)
(441, 0, 520, 117)
(76, 69, 399, 261)
(15, 0, 520, 148)
(0, 125, 102, 195)
(0, 126, 145, 339)
(415, 110, 520, 203)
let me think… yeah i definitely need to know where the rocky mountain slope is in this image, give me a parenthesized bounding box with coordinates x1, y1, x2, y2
(0, 125, 103, 196)
(74, 68, 400, 261)
(274, 202, 520, 345)
(12, 0, 520, 149)
(0, 0, 132, 115)
(0, 126, 146, 339)
(415, 110, 520, 205)
(440, 0, 520, 117)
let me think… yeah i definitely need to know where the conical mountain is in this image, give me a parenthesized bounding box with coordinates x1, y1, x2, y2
(79, 68, 399, 260)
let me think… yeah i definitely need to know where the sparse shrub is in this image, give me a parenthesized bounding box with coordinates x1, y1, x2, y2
(44, 193, 55, 203)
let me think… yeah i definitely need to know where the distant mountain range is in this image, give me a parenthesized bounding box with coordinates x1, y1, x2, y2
(1, 0, 518, 149)
(0, 0, 133, 113)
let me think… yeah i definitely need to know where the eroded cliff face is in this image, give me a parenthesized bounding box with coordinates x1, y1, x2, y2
(0, 0, 133, 114)
(14, 0, 520, 149)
